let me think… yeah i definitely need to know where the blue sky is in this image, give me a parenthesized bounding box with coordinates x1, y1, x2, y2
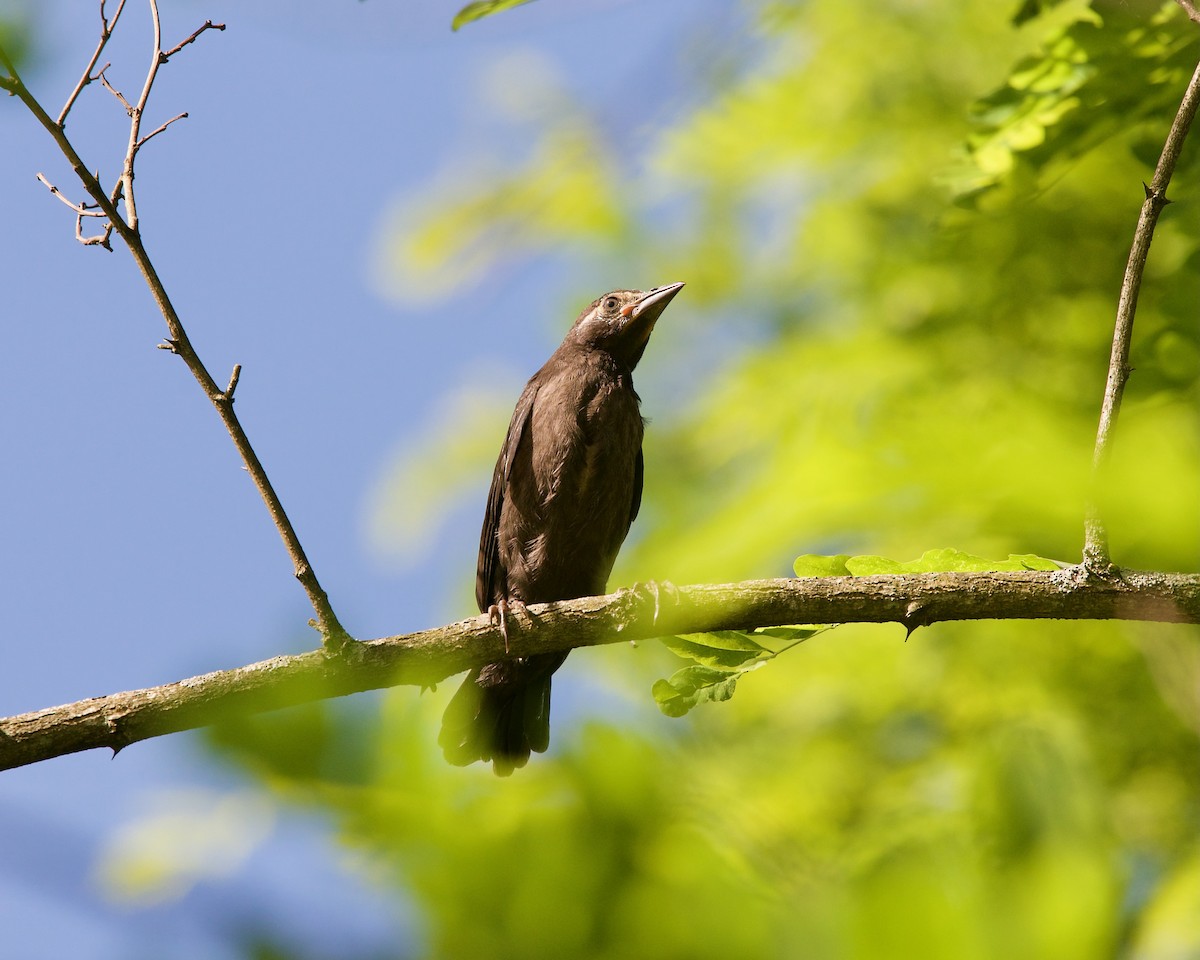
(0, 1, 732, 954)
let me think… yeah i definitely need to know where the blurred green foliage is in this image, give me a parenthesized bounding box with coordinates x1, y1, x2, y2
(451, 0, 537, 32)
(0, 13, 32, 72)
(209, 0, 1200, 956)
(793, 549, 1065, 576)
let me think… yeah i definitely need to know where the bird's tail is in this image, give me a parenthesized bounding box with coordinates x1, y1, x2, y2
(438, 652, 568, 776)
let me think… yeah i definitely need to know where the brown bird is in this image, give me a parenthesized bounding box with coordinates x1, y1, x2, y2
(439, 282, 685, 775)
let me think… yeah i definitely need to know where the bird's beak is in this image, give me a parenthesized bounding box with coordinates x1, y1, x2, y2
(621, 281, 686, 322)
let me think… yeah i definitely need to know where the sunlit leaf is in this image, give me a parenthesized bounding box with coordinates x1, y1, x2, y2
(949, 1, 1196, 202)
(654, 626, 825, 715)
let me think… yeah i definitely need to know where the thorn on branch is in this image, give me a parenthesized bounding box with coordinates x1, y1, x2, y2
(157, 338, 179, 353)
(902, 600, 931, 639)
(1142, 181, 1172, 209)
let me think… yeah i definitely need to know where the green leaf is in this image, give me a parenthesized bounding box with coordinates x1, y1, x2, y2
(451, 0, 535, 31)
(654, 627, 824, 716)
(652, 668, 740, 718)
(793, 554, 853, 577)
(795, 548, 1064, 577)
(949, 1, 1196, 202)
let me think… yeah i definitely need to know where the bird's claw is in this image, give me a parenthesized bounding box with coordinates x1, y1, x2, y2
(487, 598, 528, 654)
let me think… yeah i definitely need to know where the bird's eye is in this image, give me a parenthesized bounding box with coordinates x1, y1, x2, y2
(603, 297, 620, 313)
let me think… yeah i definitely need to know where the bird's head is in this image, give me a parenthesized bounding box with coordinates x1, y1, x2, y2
(568, 282, 685, 370)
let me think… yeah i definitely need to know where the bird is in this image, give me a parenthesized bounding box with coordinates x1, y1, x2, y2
(438, 282, 685, 775)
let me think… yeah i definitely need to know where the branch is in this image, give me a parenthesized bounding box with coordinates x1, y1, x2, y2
(58, 0, 129, 127)
(0, 9, 349, 650)
(3, 569, 1198, 772)
(1084, 52, 1200, 569)
(36, 173, 108, 217)
(161, 19, 225, 61)
(136, 110, 188, 149)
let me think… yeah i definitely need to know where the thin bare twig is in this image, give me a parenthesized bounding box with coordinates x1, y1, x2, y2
(161, 19, 225, 61)
(136, 110, 188, 148)
(58, 0, 129, 126)
(76, 213, 113, 248)
(36, 173, 108, 216)
(118, 0, 166, 229)
(0, 6, 349, 650)
(96, 64, 133, 114)
(1083, 54, 1200, 571)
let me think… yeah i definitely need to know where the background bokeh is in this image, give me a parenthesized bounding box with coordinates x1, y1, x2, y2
(1, 1, 1198, 957)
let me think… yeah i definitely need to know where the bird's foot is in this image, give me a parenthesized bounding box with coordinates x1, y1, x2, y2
(487, 598, 528, 654)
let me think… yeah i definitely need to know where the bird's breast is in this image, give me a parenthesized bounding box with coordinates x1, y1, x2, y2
(502, 363, 643, 601)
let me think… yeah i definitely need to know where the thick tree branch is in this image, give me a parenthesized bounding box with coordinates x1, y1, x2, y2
(2, 568, 1198, 772)
(1084, 52, 1200, 569)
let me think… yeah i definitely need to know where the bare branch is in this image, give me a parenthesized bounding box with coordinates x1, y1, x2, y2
(76, 213, 114, 249)
(1084, 55, 1200, 570)
(224, 363, 242, 400)
(58, 0, 129, 127)
(2, 569, 1198, 772)
(117, 7, 222, 229)
(36, 173, 107, 216)
(36, 173, 115, 248)
(0, 15, 351, 649)
(161, 19, 226, 61)
(96, 64, 132, 114)
(136, 110, 188, 149)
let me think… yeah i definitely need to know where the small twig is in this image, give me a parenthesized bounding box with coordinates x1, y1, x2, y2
(76, 213, 113, 249)
(1177, 0, 1200, 24)
(161, 20, 225, 61)
(58, 0, 129, 127)
(36, 173, 108, 216)
(117, 5, 225, 230)
(36, 173, 115, 248)
(136, 110, 188, 148)
(1084, 55, 1200, 570)
(224, 363, 242, 400)
(96, 65, 132, 114)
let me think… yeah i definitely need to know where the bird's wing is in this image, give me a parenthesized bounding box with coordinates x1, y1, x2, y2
(476, 382, 539, 613)
(629, 446, 644, 527)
